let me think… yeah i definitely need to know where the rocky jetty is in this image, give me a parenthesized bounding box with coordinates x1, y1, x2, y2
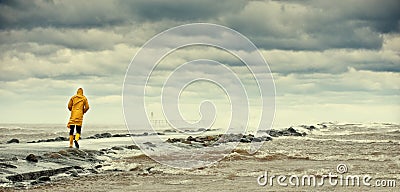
(166, 127, 306, 146)
(0, 144, 142, 188)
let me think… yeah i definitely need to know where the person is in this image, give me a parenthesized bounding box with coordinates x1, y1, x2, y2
(67, 88, 89, 148)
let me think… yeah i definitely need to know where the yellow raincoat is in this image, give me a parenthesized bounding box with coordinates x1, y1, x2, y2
(67, 88, 89, 127)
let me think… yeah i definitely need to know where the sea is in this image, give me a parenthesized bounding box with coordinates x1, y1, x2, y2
(0, 122, 399, 190)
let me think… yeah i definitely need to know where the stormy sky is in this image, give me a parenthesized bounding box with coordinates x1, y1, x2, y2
(0, 0, 399, 127)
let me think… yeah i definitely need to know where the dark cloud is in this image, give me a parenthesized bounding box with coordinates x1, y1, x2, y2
(124, 0, 247, 22)
(224, 0, 399, 50)
(0, 0, 246, 29)
(0, 0, 126, 29)
(1, 0, 398, 51)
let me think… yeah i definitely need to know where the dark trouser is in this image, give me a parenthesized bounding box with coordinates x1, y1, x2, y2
(69, 125, 82, 135)
(69, 125, 82, 148)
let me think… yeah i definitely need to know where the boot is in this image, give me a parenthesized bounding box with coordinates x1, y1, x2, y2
(74, 133, 80, 149)
(69, 135, 74, 148)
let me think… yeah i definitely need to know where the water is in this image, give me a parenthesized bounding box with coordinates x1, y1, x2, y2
(0, 122, 399, 190)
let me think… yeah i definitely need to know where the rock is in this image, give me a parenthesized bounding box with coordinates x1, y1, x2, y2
(302, 132, 307, 136)
(48, 153, 63, 159)
(125, 145, 140, 150)
(143, 142, 156, 147)
(26, 154, 38, 162)
(252, 137, 262, 142)
(94, 165, 102, 169)
(58, 150, 69, 156)
(0, 163, 17, 169)
(111, 146, 124, 150)
(100, 133, 112, 138)
(37, 176, 51, 182)
(287, 127, 297, 133)
(197, 128, 207, 132)
(55, 136, 67, 141)
(267, 130, 281, 137)
(261, 136, 272, 141)
(182, 140, 191, 144)
(308, 125, 316, 130)
(7, 138, 19, 144)
(112, 134, 129, 137)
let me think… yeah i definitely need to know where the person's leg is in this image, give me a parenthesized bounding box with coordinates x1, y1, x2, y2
(74, 126, 81, 148)
(69, 125, 75, 148)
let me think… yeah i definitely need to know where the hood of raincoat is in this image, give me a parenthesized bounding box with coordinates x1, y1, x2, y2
(77, 88, 83, 96)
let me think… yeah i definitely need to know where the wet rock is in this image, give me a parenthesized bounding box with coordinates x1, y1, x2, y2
(287, 127, 297, 133)
(55, 136, 68, 141)
(112, 134, 129, 137)
(58, 150, 69, 156)
(187, 136, 195, 141)
(182, 140, 191, 144)
(48, 153, 63, 159)
(100, 133, 112, 138)
(111, 146, 124, 150)
(37, 176, 51, 182)
(240, 138, 252, 143)
(6, 166, 73, 182)
(94, 165, 102, 169)
(125, 145, 140, 150)
(260, 136, 272, 141)
(143, 142, 156, 147)
(164, 129, 176, 133)
(0, 163, 17, 169)
(166, 138, 182, 143)
(285, 127, 304, 136)
(26, 154, 38, 162)
(252, 137, 262, 142)
(7, 138, 19, 144)
(197, 128, 207, 132)
(266, 130, 281, 137)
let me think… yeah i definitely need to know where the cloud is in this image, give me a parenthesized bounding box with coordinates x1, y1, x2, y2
(0, 0, 399, 124)
(223, 0, 399, 50)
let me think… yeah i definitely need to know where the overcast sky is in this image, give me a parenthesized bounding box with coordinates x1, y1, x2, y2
(0, 0, 399, 127)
